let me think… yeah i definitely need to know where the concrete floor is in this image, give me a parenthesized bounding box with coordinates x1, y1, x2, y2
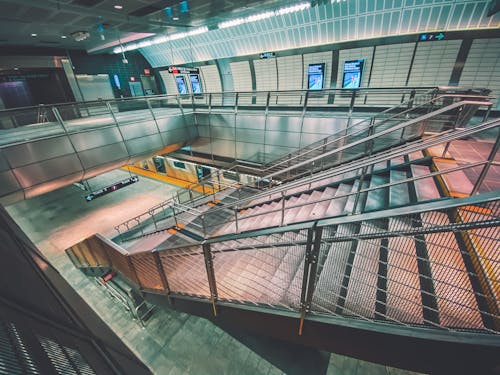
(6, 169, 425, 375)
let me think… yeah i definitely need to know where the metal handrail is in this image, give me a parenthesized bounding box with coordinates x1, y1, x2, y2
(68, 189, 500, 338)
(239, 94, 490, 177)
(117, 115, 498, 244)
(141, 102, 496, 233)
(0, 87, 442, 115)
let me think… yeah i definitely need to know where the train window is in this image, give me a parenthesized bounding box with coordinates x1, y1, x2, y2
(173, 161, 186, 169)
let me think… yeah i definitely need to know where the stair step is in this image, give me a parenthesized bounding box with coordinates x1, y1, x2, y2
(311, 224, 357, 312)
(293, 192, 319, 223)
(408, 151, 425, 161)
(283, 194, 310, 225)
(309, 174, 343, 190)
(386, 217, 423, 324)
(391, 155, 406, 166)
(364, 175, 388, 211)
(433, 160, 474, 197)
(411, 165, 441, 201)
(343, 222, 384, 318)
(325, 183, 351, 217)
(260, 244, 307, 304)
(343, 180, 359, 214)
(421, 211, 483, 329)
(389, 170, 410, 207)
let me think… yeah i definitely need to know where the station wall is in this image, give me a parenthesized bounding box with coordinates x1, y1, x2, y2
(156, 36, 500, 108)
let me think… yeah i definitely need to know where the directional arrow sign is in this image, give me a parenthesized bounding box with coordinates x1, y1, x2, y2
(436, 33, 445, 40)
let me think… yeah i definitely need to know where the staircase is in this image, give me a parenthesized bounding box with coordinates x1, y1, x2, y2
(66, 113, 499, 373)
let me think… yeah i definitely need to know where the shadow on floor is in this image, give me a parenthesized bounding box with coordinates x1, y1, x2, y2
(218, 322, 331, 375)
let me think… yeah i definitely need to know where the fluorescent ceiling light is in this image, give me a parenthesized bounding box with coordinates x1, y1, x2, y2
(31, 33, 37, 37)
(218, 18, 245, 29)
(218, 2, 310, 29)
(114, 4, 123, 9)
(113, 26, 209, 53)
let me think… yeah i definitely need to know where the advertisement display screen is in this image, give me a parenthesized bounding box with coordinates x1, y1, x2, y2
(175, 75, 188, 94)
(307, 63, 325, 90)
(189, 74, 202, 94)
(342, 59, 364, 89)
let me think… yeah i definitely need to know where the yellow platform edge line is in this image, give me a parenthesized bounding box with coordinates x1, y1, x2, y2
(122, 165, 215, 194)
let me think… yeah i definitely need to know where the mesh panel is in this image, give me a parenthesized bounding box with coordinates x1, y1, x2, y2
(103, 246, 137, 285)
(212, 230, 308, 309)
(130, 252, 163, 291)
(159, 246, 210, 297)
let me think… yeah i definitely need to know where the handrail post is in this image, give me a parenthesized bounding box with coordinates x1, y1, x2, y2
(280, 191, 286, 226)
(202, 243, 218, 317)
(201, 215, 206, 238)
(298, 226, 321, 335)
(172, 205, 178, 226)
(234, 207, 239, 233)
(153, 251, 170, 295)
(471, 130, 500, 195)
(349, 90, 356, 116)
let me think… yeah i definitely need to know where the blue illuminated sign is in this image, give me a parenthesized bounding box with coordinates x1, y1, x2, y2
(113, 74, 121, 89)
(419, 32, 445, 41)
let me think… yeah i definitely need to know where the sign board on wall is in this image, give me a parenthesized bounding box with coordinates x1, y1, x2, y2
(175, 75, 188, 94)
(167, 66, 199, 74)
(260, 52, 276, 59)
(419, 32, 445, 41)
(307, 63, 325, 90)
(189, 74, 202, 94)
(342, 59, 364, 89)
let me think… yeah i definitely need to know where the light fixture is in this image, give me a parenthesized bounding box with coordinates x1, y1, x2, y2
(31, 33, 37, 37)
(113, 26, 209, 53)
(218, 2, 310, 29)
(114, 4, 123, 9)
(172, 17, 179, 20)
(70, 31, 90, 41)
(61, 35, 67, 39)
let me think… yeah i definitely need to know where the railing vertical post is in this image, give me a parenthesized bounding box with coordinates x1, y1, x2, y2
(483, 104, 492, 122)
(153, 251, 170, 295)
(201, 215, 206, 238)
(471, 130, 500, 195)
(349, 90, 356, 116)
(280, 191, 286, 226)
(172, 205, 178, 226)
(234, 207, 239, 233)
(202, 243, 218, 317)
(151, 210, 158, 230)
(298, 226, 322, 335)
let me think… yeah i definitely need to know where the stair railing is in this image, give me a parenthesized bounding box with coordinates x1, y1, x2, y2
(112, 91, 490, 240)
(67, 190, 500, 338)
(234, 92, 491, 180)
(138, 105, 497, 239)
(117, 117, 499, 244)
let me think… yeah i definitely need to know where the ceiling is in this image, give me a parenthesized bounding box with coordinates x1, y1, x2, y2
(0, 0, 296, 53)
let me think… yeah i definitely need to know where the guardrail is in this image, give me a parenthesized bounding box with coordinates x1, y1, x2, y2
(114, 102, 496, 242)
(67, 190, 500, 338)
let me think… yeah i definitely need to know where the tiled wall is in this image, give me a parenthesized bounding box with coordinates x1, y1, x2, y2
(459, 38, 500, 109)
(407, 40, 461, 87)
(156, 37, 500, 108)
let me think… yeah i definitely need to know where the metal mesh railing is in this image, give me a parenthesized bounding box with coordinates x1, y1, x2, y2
(67, 193, 499, 338)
